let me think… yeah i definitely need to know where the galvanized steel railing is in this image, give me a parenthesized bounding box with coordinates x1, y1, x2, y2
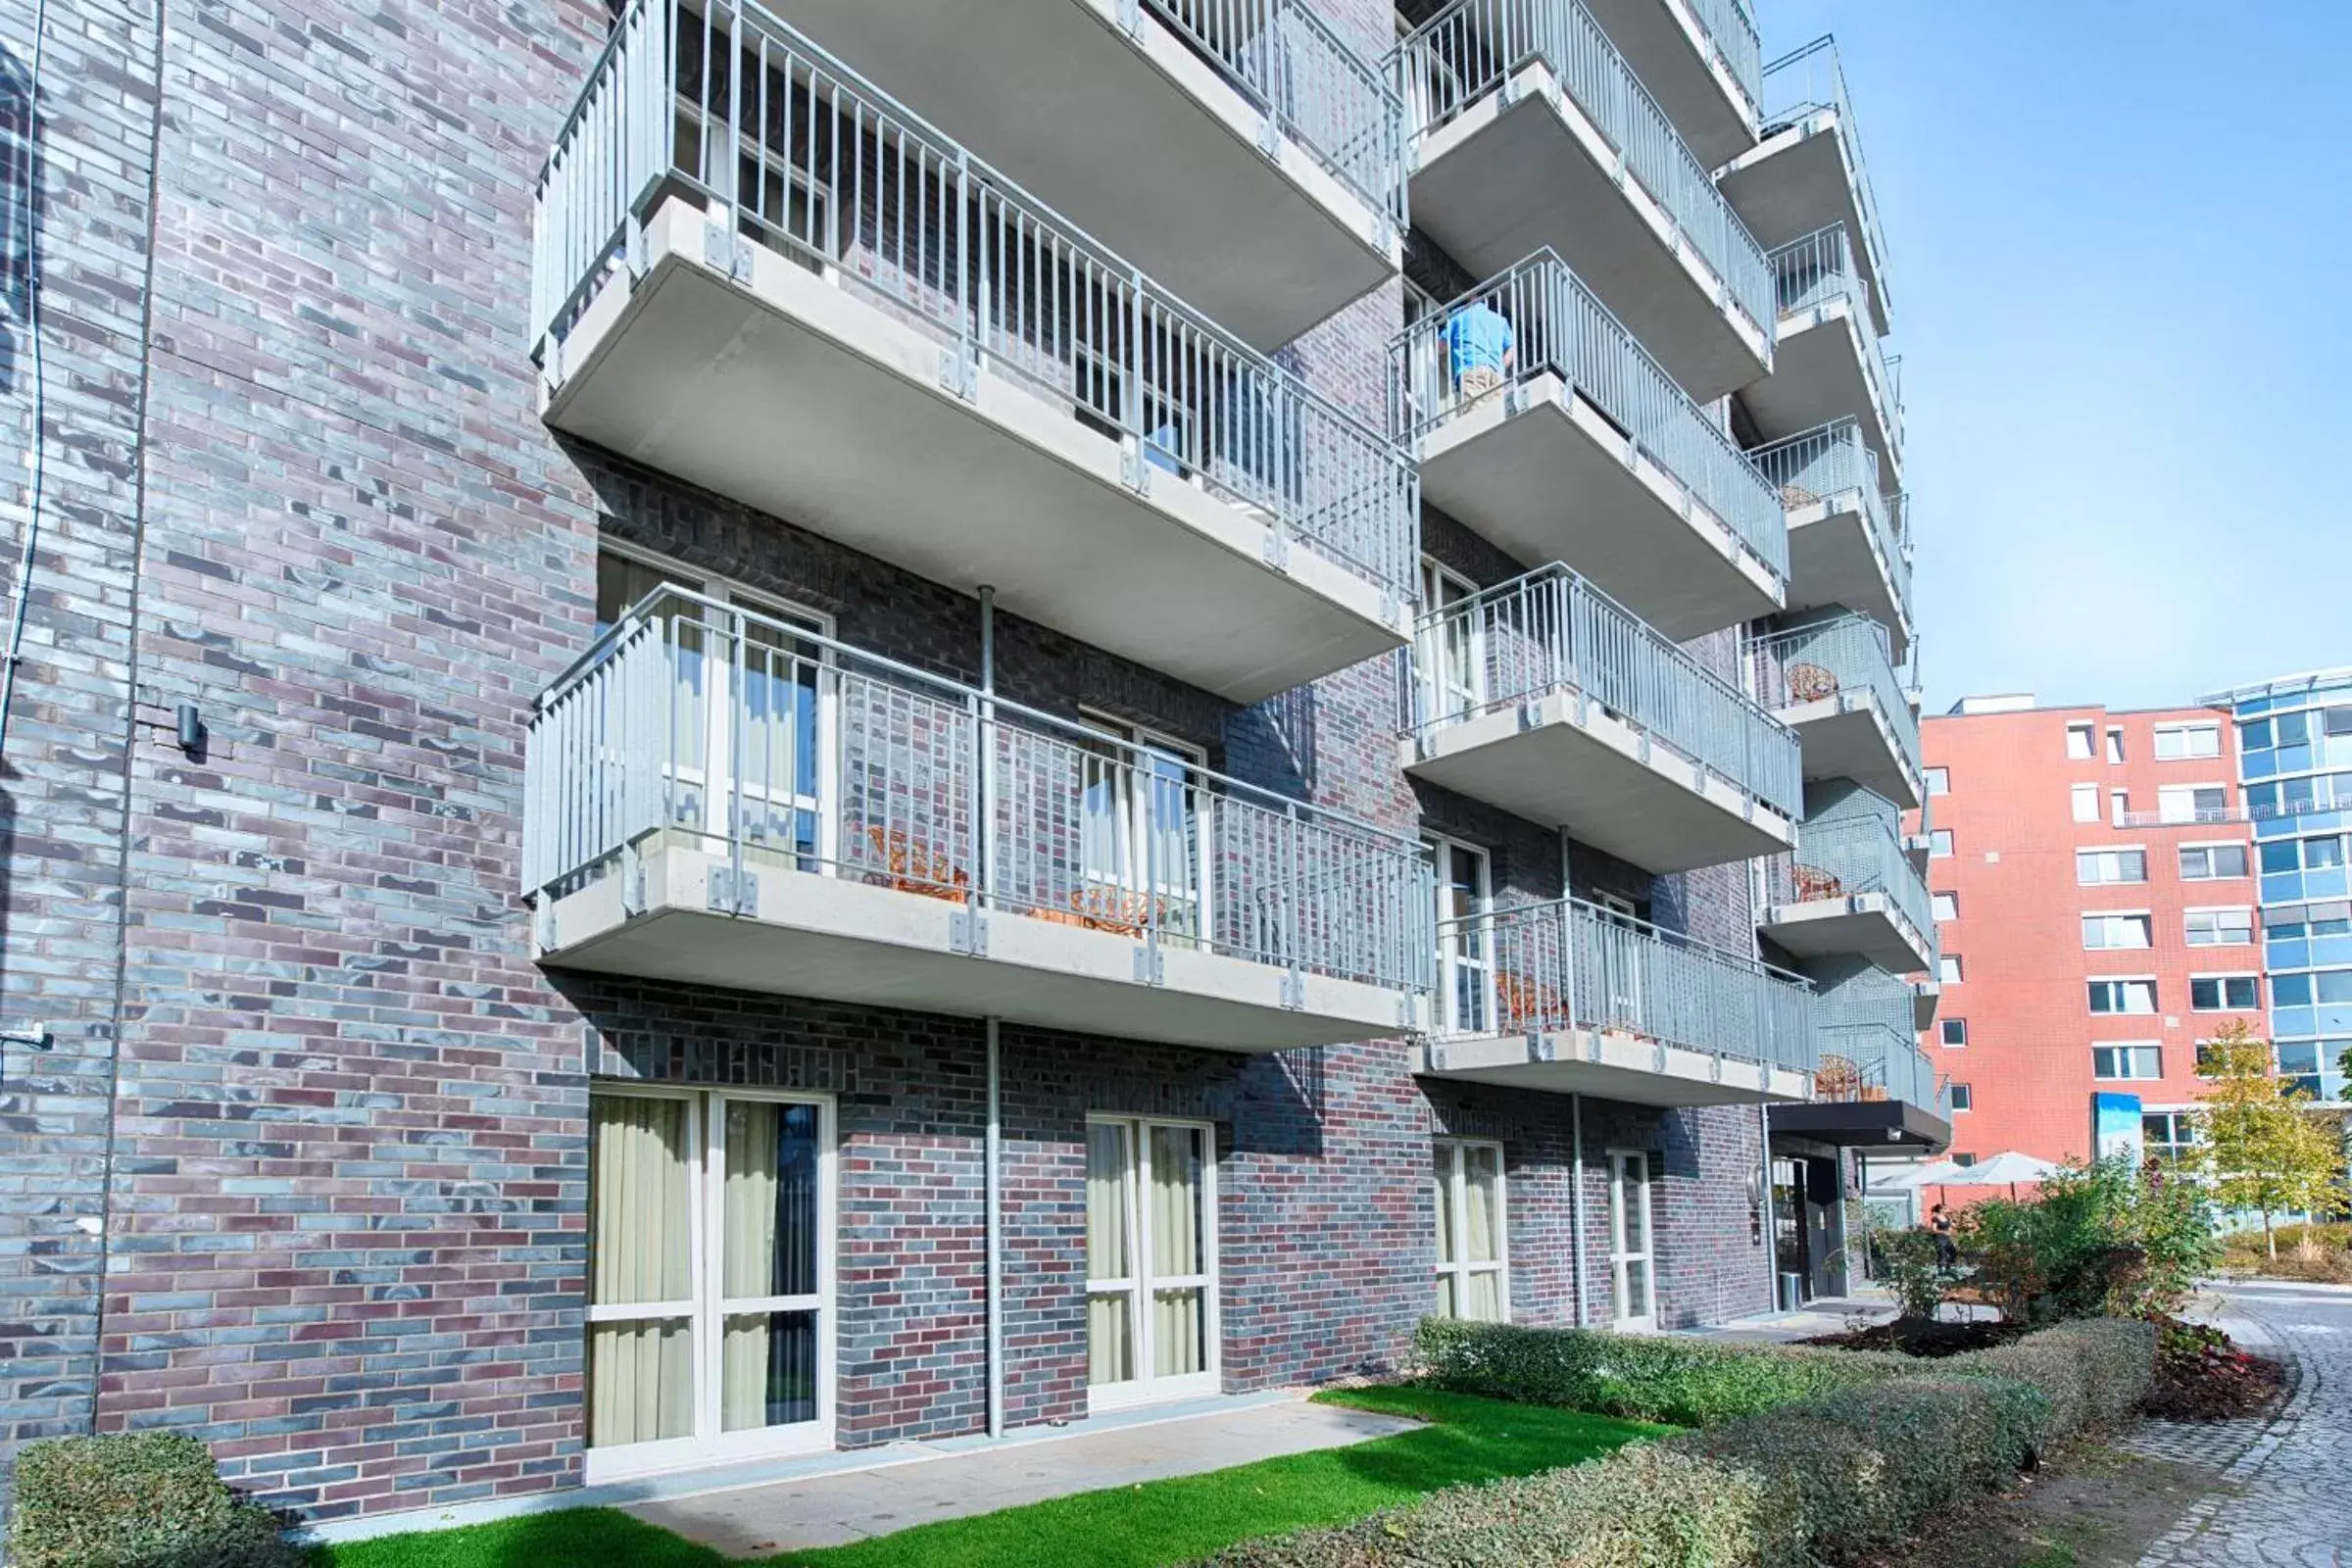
(1817, 1021, 1945, 1115)
(1765, 812, 1931, 944)
(1744, 419, 1910, 618)
(1690, 0, 1763, 118)
(1768, 224, 1903, 463)
(1405, 563, 1803, 818)
(1752, 614, 1920, 787)
(1433, 897, 1818, 1074)
(1396, 0, 1773, 337)
(1392, 252, 1786, 587)
(1761, 36, 1890, 322)
(530, 0, 1418, 606)
(525, 587, 1437, 995)
(1149, 0, 1409, 225)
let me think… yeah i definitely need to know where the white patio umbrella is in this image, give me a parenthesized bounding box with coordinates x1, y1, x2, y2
(1947, 1151, 2061, 1199)
(1877, 1157, 1970, 1191)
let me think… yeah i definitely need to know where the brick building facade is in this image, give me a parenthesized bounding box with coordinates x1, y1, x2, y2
(0, 0, 1918, 1534)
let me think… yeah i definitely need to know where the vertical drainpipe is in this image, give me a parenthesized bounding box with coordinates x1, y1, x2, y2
(1759, 1103, 1777, 1312)
(1561, 836, 1587, 1328)
(980, 587, 1004, 1439)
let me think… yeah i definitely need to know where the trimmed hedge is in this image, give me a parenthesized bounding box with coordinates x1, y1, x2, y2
(5, 1432, 300, 1568)
(1413, 1316, 1911, 1425)
(1199, 1319, 2157, 1568)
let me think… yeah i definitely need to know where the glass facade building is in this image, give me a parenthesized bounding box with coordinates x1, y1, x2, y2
(2223, 667, 2352, 1102)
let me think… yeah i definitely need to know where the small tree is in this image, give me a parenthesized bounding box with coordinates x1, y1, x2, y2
(2197, 1021, 2344, 1258)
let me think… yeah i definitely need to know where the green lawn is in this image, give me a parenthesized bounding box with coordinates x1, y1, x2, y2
(316, 1387, 1665, 1568)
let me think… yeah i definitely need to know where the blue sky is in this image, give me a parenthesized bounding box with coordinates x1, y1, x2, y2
(1759, 2, 2352, 712)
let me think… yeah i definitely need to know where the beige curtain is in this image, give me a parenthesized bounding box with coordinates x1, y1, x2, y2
(588, 1095, 693, 1447)
(1431, 1146, 1454, 1263)
(1087, 1124, 1132, 1387)
(1461, 1146, 1503, 1321)
(1150, 1127, 1203, 1378)
(721, 1102, 779, 1432)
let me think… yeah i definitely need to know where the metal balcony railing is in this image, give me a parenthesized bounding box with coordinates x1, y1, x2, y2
(1434, 898, 1818, 1075)
(1816, 1021, 1946, 1115)
(526, 588, 1437, 995)
(1396, 0, 1774, 337)
(1393, 252, 1787, 588)
(531, 0, 1418, 606)
(1752, 614, 1922, 785)
(1767, 224, 1903, 461)
(1765, 813, 1931, 943)
(1760, 36, 1889, 318)
(1407, 564, 1803, 818)
(1693, 0, 1763, 118)
(1744, 418, 1911, 617)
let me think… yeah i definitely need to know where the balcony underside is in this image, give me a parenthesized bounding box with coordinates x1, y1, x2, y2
(1418, 376, 1782, 640)
(1401, 691, 1795, 874)
(1410, 69, 1768, 403)
(546, 200, 1404, 707)
(1740, 305, 1896, 483)
(1579, 0, 1756, 168)
(1759, 896, 1932, 973)
(1786, 496, 1909, 662)
(1717, 121, 1888, 334)
(1416, 1033, 1810, 1107)
(770, 0, 1396, 351)
(1778, 695, 1921, 808)
(540, 838, 1423, 1052)
(1770, 1097, 1949, 1152)
(1911, 979, 1939, 1029)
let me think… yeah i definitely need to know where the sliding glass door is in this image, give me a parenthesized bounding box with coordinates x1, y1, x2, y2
(1608, 1150, 1656, 1332)
(1085, 1117, 1219, 1410)
(587, 1087, 834, 1482)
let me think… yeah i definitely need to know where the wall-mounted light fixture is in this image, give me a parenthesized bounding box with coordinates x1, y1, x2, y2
(175, 703, 207, 759)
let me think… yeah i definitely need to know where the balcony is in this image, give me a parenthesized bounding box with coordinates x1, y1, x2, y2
(1769, 1022, 1950, 1151)
(1395, 254, 1786, 639)
(1742, 226, 1902, 481)
(1760, 815, 1934, 973)
(760, 0, 1404, 350)
(1579, 0, 1760, 167)
(1396, 0, 1773, 402)
(1401, 564, 1799, 873)
(525, 590, 1434, 1051)
(1753, 615, 1922, 808)
(1418, 898, 1816, 1106)
(1909, 976, 1939, 1030)
(1745, 420, 1910, 660)
(1716, 38, 1891, 334)
(531, 0, 1415, 707)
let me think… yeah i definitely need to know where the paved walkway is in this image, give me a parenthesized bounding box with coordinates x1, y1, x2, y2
(623, 1394, 1424, 1555)
(2133, 1282, 2352, 1568)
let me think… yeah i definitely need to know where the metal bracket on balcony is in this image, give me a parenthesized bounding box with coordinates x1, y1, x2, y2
(1380, 591, 1401, 629)
(1498, 74, 1529, 110)
(620, 845, 647, 918)
(950, 910, 990, 957)
(1710, 1053, 1726, 1083)
(1426, 1043, 1450, 1073)
(531, 899, 556, 956)
(707, 865, 758, 916)
(1257, 113, 1285, 163)
(1396, 994, 1419, 1031)
(1637, 732, 1652, 765)
(1653, 1040, 1668, 1072)
(1120, 443, 1154, 497)
(624, 215, 648, 281)
(1133, 946, 1164, 986)
(1368, 210, 1396, 253)
(1280, 969, 1304, 1010)
(704, 221, 752, 283)
(1517, 699, 1542, 732)
(1583, 1029, 1604, 1063)
(1502, 386, 1526, 419)
(1114, 0, 1142, 37)
(1261, 525, 1291, 573)
(939, 344, 978, 403)
(1530, 1030, 1552, 1060)
(536, 333, 564, 390)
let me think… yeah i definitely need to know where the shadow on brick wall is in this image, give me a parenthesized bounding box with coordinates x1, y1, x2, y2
(1, 38, 38, 396)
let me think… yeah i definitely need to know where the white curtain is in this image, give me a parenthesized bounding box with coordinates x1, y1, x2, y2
(1150, 1127, 1203, 1378)
(1086, 1124, 1133, 1387)
(720, 1102, 820, 1432)
(588, 1095, 693, 1447)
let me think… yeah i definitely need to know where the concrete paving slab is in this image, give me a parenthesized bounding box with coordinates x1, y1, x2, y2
(624, 1395, 1425, 1556)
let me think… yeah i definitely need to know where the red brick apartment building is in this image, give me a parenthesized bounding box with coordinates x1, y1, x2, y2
(1919, 697, 2263, 1167)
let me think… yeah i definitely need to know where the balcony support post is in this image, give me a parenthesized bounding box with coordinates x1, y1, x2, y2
(975, 587, 997, 917)
(1569, 1091, 1589, 1328)
(985, 1014, 1004, 1438)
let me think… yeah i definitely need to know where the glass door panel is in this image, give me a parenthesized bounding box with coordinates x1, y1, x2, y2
(1087, 1118, 1217, 1408)
(716, 1099, 823, 1437)
(1609, 1151, 1655, 1330)
(587, 1093, 697, 1451)
(1085, 1121, 1137, 1388)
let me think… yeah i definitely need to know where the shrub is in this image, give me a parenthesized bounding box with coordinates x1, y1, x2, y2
(1948, 1317, 2154, 1446)
(5, 1432, 299, 1568)
(1876, 1227, 1953, 1321)
(1964, 1156, 2218, 1324)
(1414, 1317, 1907, 1426)
(1199, 1442, 1804, 1568)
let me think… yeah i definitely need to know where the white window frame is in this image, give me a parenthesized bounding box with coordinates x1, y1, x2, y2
(2187, 972, 2261, 1013)
(1432, 1138, 1510, 1323)
(1930, 829, 1954, 858)
(1084, 1114, 1222, 1414)
(1076, 710, 1213, 940)
(2070, 782, 2099, 823)
(1606, 1149, 1657, 1332)
(2076, 846, 2149, 885)
(1925, 766, 1950, 796)
(2183, 906, 2255, 948)
(584, 1084, 839, 1486)
(2153, 721, 2223, 761)
(1938, 1017, 1967, 1049)
(1430, 834, 1495, 1035)
(1931, 891, 1958, 923)
(2156, 782, 2231, 824)
(2106, 727, 2126, 763)
(1948, 1083, 1973, 1112)
(1938, 954, 1963, 983)
(2065, 721, 2095, 760)
(1417, 558, 1485, 727)
(2090, 1043, 2163, 1081)
(2086, 976, 2159, 1015)
(2081, 911, 2154, 951)
(2179, 841, 2252, 881)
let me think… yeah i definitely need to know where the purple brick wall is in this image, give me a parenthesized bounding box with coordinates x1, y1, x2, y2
(0, 0, 1789, 1529)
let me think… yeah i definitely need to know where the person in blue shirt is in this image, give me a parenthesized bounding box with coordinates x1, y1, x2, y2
(1443, 299, 1515, 404)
